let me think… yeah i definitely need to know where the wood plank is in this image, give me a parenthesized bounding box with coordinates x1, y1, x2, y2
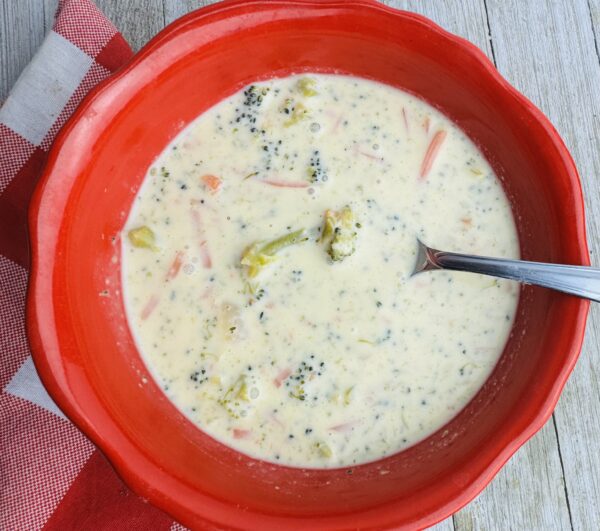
(164, 0, 218, 24)
(0, 0, 46, 102)
(388, 0, 493, 58)
(94, 0, 165, 52)
(454, 421, 571, 530)
(590, 0, 600, 63)
(485, 1, 600, 530)
(43, 0, 59, 35)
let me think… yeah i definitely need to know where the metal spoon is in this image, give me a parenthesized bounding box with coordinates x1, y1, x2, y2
(412, 240, 600, 302)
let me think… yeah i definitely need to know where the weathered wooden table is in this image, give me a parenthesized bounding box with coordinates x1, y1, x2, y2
(2, 1, 599, 529)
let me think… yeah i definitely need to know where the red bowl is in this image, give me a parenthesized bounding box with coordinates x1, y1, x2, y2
(27, 0, 590, 529)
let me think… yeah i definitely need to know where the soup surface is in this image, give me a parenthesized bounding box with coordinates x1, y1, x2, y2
(122, 74, 519, 467)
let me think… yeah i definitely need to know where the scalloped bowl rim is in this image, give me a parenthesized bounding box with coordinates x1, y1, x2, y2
(27, 1, 590, 529)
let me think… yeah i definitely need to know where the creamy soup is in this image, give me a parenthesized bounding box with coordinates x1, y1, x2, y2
(122, 74, 519, 468)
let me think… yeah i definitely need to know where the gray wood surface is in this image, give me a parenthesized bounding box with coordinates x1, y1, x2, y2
(485, 2, 600, 529)
(1, 1, 599, 529)
(0, 0, 45, 103)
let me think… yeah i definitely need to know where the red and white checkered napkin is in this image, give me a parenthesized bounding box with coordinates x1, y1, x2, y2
(0, 1, 184, 529)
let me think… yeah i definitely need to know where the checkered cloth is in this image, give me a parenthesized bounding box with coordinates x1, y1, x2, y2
(0, 1, 185, 529)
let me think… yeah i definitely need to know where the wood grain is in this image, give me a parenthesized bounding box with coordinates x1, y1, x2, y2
(456, 421, 572, 530)
(2, 1, 600, 529)
(95, 0, 165, 52)
(43, 0, 59, 36)
(164, 0, 216, 23)
(390, 0, 494, 58)
(589, 0, 600, 65)
(0, 0, 46, 102)
(485, 1, 600, 529)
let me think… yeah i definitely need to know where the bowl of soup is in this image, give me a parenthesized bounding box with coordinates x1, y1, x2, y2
(27, 0, 589, 529)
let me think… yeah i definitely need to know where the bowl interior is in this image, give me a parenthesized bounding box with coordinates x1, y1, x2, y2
(31, 1, 588, 528)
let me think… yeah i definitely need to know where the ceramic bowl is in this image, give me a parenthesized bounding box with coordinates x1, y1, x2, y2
(28, 1, 590, 528)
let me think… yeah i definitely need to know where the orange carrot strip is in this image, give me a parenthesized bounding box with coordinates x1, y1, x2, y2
(260, 179, 309, 188)
(201, 174, 222, 193)
(273, 368, 292, 388)
(401, 107, 409, 134)
(233, 428, 252, 440)
(191, 208, 212, 269)
(419, 130, 447, 179)
(141, 295, 159, 320)
(165, 251, 184, 280)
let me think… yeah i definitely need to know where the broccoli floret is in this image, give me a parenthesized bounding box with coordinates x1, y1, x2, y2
(243, 84, 269, 107)
(297, 77, 318, 97)
(241, 228, 308, 278)
(320, 206, 359, 262)
(306, 150, 327, 183)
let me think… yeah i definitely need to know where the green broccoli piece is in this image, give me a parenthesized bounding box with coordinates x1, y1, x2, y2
(217, 374, 250, 419)
(241, 228, 308, 278)
(320, 206, 359, 262)
(297, 77, 318, 97)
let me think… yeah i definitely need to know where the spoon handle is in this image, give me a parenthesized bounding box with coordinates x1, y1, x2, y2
(420, 245, 600, 302)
